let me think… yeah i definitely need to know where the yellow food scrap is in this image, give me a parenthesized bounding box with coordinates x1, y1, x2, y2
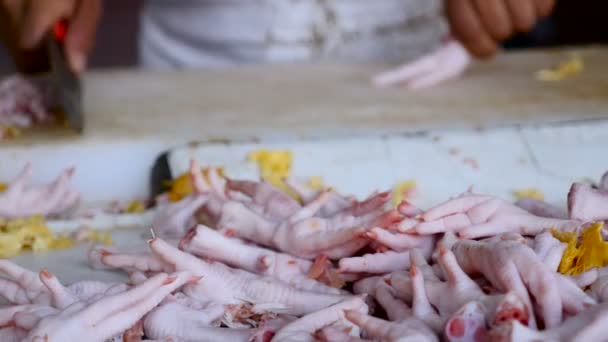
(553, 222, 608, 275)
(0, 216, 74, 258)
(124, 200, 145, 213)
(86, 230, 113, 245)
(513, 188, 544, 201)
(306, 176, 325, 191)
(248, 150, 297, 198)
(536, 54, 583, 82)
(392, 180, 418, 207)
(165, 167, 225, 202)
(0, 126, 21, 140)
(0, 183, 6, 192)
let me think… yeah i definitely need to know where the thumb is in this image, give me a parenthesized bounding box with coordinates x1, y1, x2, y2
(20, 0, 75, 48)
(64, 0, 102, 73)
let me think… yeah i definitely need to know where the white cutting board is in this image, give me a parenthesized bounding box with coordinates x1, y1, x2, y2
(1, 46, 607, 205)
(167, 120, 608, 210)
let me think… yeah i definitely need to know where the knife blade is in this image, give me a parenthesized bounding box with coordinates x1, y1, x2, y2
(46, 20, 84, 133)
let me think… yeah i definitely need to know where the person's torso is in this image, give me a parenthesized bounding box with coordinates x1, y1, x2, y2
(140, 0, 446, 68)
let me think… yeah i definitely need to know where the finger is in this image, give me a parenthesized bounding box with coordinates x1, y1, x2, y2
(397, 218, 418, 233)
(410, 248, 438, 281)
(298, 226, 366, 253)
(367, 228, 424, 252)
(189, 159, 208, 194)
(372, 54, 437, 88)
(458, 222, 509, 239)
(506, 0, 536, 32)
(0, 260, 42, 291)
(273, 297, 368, 340)
(65, 0, 102, 72)
(95, 272, 192, 336)
(323, 238, 369, 260)
(473, 0, 513, 40)
(422, 195, 492, 221)
(406, 67, 457, 90)
(207, 167, 226, 196)
(555, 274, 595, 315)
(447, 0, 497, 58)
(225, 179, 257, 198)
(348, 191, 390, 217)
(39, 269, 78, 309)
(39, 170, 73, 214)
(0, 278, 29, 304)
(20, 0, 75, 48)
(344, 310, 394, 339)
(375, 285, 410, 321)
(497, 263, 537, 327)
(53, 189, 80, 213)
(466, 199, 501, 224)
(534, 0, 555, 18)
(437, 245, 477, 288)
(338, 251, 410, 274)
(409, 265, 435, 319)
(407, 41, 471, 91)
(416, 213, 472, 235)
(102, 253, 167, 273)
(8, 163, 33, 194)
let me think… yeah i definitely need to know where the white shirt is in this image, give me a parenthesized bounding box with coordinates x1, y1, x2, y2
(139, 0, 446, 68)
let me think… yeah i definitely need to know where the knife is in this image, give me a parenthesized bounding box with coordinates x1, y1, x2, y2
(46, 20, 84, 133)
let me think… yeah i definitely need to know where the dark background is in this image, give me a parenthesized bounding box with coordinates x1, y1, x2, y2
(0, 0, 606, 74)
(0, 0, 142, 73)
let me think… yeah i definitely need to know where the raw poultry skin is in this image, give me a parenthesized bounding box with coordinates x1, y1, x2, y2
(5, 162, 608, 341)
(372, 39, 471, 90)
(0, 75, 54, 129)
(0, 163, 79, 219)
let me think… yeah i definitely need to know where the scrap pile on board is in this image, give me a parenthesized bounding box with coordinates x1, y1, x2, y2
(0, 75, 55, 138)
(2, 160, 608, 341)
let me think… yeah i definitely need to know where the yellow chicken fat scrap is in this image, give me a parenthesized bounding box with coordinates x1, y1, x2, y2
(248, 150, 298, 199)
(306, 176, 325, 191)
(513, 188, 544, 201)
(0, 216, 75, 258)
(553, 222, 608, 275)
(125, 200, 146, 213)
(536, 55, 584, 82)
(87, 230, 113, 245)
(392, 180, 418, 207)
(166, 167, 225, 202)
(0, 126, 21, 140)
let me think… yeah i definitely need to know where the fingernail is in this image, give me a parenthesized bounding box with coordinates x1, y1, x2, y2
(410, 264, 418, 276)
(70, 52, 86, 73)
(163, 276, 177, 285)
(40, 269, 52, 279)
(189, 276, 203, 283)
(98, 248, 111, 256)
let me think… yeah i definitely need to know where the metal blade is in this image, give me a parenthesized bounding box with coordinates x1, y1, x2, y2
(47, 37, 83, 133)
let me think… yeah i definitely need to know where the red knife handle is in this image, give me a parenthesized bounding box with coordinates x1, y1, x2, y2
(53, 19, 68, 43)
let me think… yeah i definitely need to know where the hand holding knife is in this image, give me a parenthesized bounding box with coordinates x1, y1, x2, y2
(0, 1, 101, 133)
(47, 19, 84, 133)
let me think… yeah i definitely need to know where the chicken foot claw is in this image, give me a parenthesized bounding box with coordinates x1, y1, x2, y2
(24, 271, 193, 341)
(0, 163, 79, 218)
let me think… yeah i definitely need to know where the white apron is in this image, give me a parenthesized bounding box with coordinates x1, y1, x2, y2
(139, 0, 446, 68)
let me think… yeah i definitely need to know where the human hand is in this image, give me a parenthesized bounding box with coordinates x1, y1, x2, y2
(2, 0, 102, 73)
(446, 0, 555, 58)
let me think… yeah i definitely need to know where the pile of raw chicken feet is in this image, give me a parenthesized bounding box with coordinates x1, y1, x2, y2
(2, 159, 608, 342)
